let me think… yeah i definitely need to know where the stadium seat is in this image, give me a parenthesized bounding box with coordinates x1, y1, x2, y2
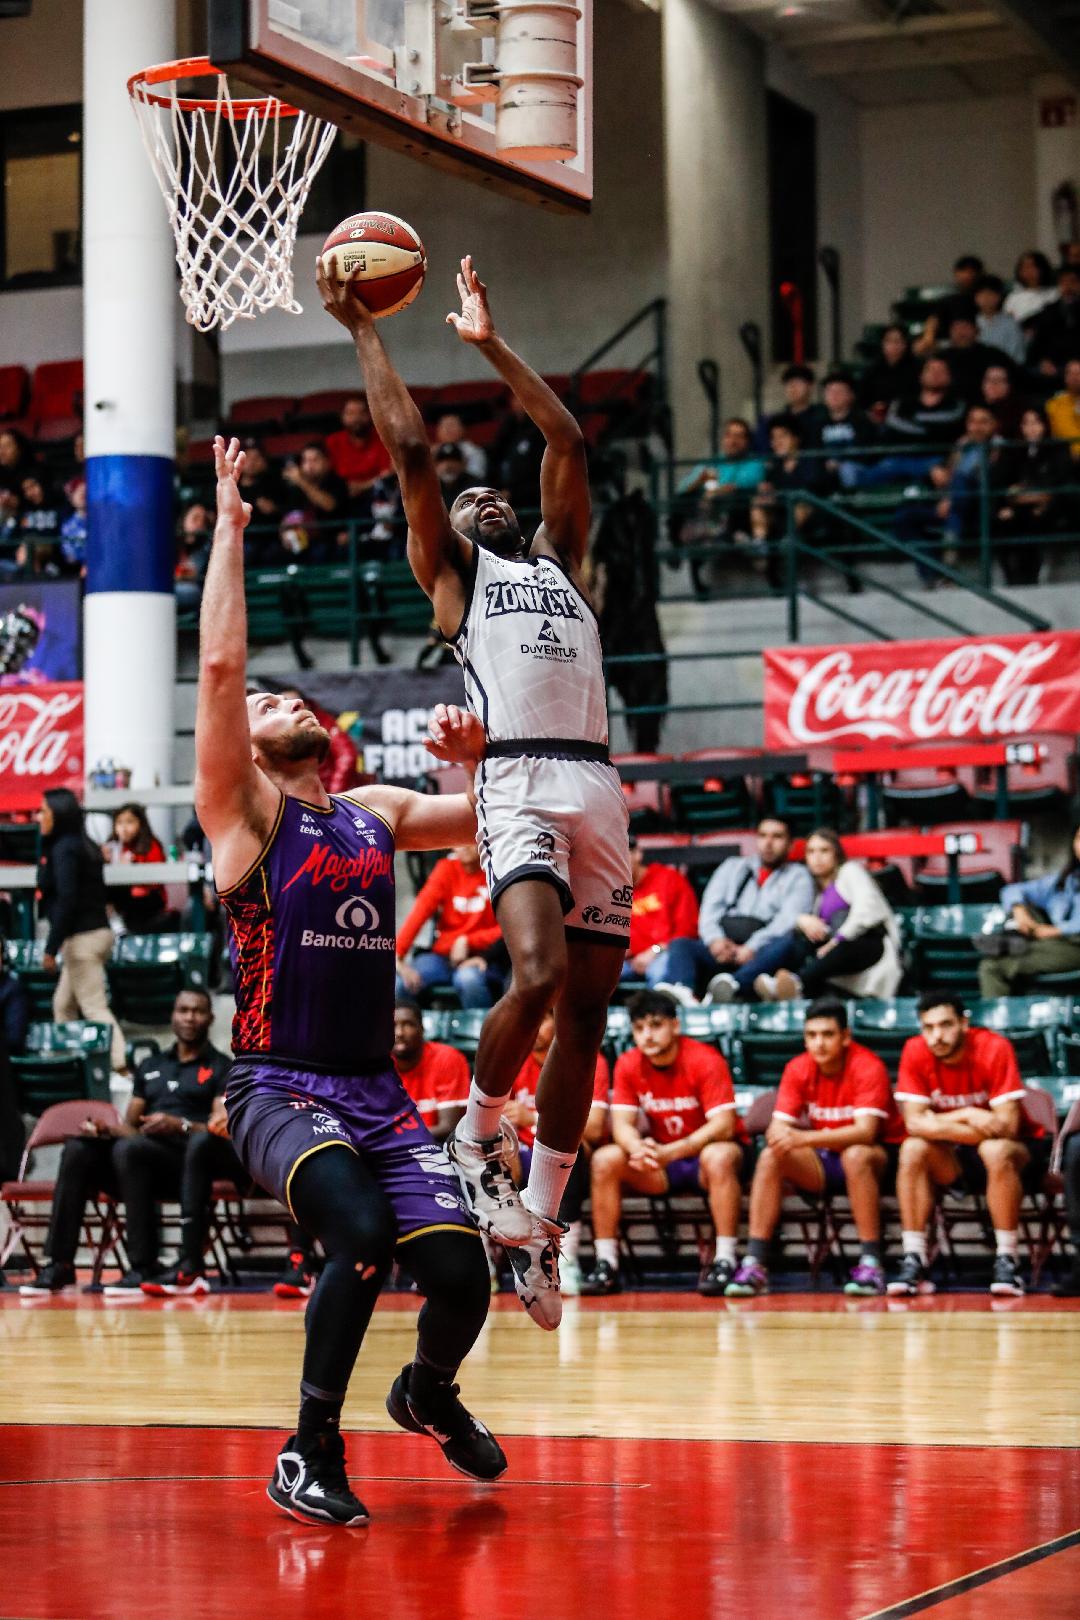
(1018, 1086, 1065, 1286)
(914, 820, 1024, 904)
(670, 749, 756, 835)
(28, 358, 83, 422)
(0, 1098, 125, 1284)
(291, 389, 356, 430)
(12, 1022, 113, 1112)
(443, 1009, 486, 1059)
(880, 766, 972, 828)
(107, 934, 213, 1025)
(730, 1005, 806, 1087)
(0, 820, 39, 864)
(765, 769, 850, 836)
(261, 429, 312, 462)
(612, 753, 673, 836)
(225, 395, 297, 431)
(969, 735, 1077, 818)
(34, 414, 81, 446)
(908, 905, 1000, 995)
(0, 364, 29, 420)
(6, 939, 60, 1021)
(430, 379, 508, 415)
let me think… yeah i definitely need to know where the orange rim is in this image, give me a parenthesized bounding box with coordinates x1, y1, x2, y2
(127, 56, 302, 118)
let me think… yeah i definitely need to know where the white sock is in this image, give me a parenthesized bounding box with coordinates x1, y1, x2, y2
(714, 1235, 737, 1264)
(563, 1219, 582, 1263)
(902, 1230, 928, 1264)
(995, 1229, 1018, 1258)
(461, 1080, 510, 1144)
(594, 1237, 619, 1270)
(524, 1140, 578, 1224)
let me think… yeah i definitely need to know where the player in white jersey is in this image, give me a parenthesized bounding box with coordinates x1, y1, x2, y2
(319, 256, 630, 1330)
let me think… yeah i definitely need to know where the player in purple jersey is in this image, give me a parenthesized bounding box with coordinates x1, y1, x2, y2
(197, 437, 505, 1528)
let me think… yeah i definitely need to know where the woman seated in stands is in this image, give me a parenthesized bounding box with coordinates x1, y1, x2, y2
(993, 405, 1071, 587)
(105, 802, 172, 935)
(856, 324, 920, 423)
(978, 823, 1080, 999)
(750, 828, 903, 1003)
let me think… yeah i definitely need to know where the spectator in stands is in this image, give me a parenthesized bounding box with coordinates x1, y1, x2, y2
(433, 412, 487, 480)
(757, 363, 825, 450)
(581, 989, 748, 1296)
(434, 442, 474, 506)
(1045, 356, 1080, 455)
(659, 818, 815, 1003)
(750, 828, 902, 1003)
(973, 275, 1026, 366)
(104, 802, 169, 935)
(978, 826, 1080, 997)
(889, 992, 1048, 1297)
(392, 997, 469, 1144)
(281, 443, 349, 558)
(939, 403, 1010, 550)
(0, 427, 31, 499)
(938, 314, 1011, 405)
(750, 417, 828, 587)
(0, 932, 30, 1191)
(1005, 251, 1058, 330)
(855, 358, 966, 488)
(175, 502, 212, 609)
(857, 325, 920, 422)
(813, 372, 877, 488)
(324, 393, 392, 498)
(276, 686, 363, 794)
(623, 836, 700, 993)
(1051, 1109, 1080, 1296)
(237, 439, 288, 534)
(913, 253, 983, 354)
(396, 843, 506, 1009)
(506, 1007, 610, 1295)
(489, 395, 545, 512)
(36, 787, 126, 1074)
(994, 405, 1070, 585)
(1028, 263, 1080, 381)
(676, 418, 764, 594)
(0, 488, 19, 552)
(17, 475, 64, 579)
(726, 998, 902, 1298)
(20, 988, 232, 1297)
(59, 478, 87, 575)
(979, 363, 1024, 439)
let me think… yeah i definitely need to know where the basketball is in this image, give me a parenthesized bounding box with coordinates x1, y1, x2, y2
(318, 211, 427, 318)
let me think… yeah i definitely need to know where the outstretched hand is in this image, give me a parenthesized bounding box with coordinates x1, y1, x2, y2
(213, 436, 252, 529)
(446, 255, 494, 345)
(425, 703, 486, 764)
(316, 258, 374, 336)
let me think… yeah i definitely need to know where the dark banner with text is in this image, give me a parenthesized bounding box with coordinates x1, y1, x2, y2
(763, 631, 1080, 748)
(264, 666, 468, 784)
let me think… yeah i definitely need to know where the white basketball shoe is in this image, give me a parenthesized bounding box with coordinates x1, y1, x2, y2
(506, 1195, 565, 1331)
(447, 1117, 533, 1246)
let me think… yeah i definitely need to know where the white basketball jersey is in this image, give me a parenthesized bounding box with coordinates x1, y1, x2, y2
(452, 545, 609, 746)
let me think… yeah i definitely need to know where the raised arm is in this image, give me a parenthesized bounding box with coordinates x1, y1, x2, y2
(448, 256, 590, 567)
(316, 262, 466, 603)
(194, 438, 280, 883)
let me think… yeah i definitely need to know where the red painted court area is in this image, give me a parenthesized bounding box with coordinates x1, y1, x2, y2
(2, 1424, 1079, 1620)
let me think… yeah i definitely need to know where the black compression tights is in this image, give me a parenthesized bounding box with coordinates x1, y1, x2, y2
(288, 1145, 491, 1405)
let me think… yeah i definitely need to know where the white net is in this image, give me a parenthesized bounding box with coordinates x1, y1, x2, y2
(129, 64, 338, 333)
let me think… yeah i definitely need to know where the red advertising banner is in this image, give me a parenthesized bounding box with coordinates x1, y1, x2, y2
(0, 682, 84, 811)
(763, 633, 1080, 749)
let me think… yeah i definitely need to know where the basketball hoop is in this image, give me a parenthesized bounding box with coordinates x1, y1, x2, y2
(128, 57, 337, 333)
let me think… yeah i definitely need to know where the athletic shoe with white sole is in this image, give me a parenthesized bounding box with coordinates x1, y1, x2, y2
(274, 1251, 316, 1299)
(141, 1263, 211, 1298)
(103, 1269, 156, 1299)
(703, 973, 740, 1004)
(505, 1198, 564, 1330)
(267, 1432, 369, 1527)
(560, 1254, 583, 1296)
(886, 1254, 936, 1297)
(385, 1363, 507, 1482)
(446, 1118, 532, 1246)
(19, 1261, 77, 1297)
(990, 1254, 1025, 1297)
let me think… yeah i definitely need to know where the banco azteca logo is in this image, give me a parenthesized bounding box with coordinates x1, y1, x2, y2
(335, 894, 380, 932)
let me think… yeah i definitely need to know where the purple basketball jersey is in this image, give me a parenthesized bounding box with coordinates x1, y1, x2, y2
(220, 793, 396, 1070)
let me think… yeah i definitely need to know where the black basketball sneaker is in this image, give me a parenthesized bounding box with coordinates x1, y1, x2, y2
(386, 1362, 507, 1482)
(267, 1431, 369, 1527)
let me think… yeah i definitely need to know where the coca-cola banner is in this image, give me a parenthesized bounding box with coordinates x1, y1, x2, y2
(0, 681, 84, 810)
(763, 632, 1080, 748)
(264, 666, 467, 784)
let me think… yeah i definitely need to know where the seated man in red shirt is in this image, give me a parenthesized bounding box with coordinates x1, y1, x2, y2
(504, 1008, 610, 1295)
(325, 394, 392, 498)
(622, 837, 700, 1000)
(581, 989, 748, 1297)
(392, 998, 470, 1144)
(396, 844, 507, 1009)
(726, 997, 903, 1298)
(889, 991, 1047, 1298)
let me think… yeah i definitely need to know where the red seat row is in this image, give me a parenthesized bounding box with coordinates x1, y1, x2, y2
(0, 360, 83, 434)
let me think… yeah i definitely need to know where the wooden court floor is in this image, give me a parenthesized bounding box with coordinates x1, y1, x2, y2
(2, 1290, 1078, 1619)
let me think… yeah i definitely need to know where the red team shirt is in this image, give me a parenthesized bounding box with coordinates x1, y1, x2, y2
(510, 1051, 611, 1149)
(612, 1037, 746, 1143)
(895, 1026, 1043, 1137)
(775, 1041, 905, 1144)
(395, 1040, 471, 1128)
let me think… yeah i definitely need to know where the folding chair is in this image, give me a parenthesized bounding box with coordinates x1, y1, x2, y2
(1019, 1087, 1066, 1287)
(0, 1100, 126, 1284)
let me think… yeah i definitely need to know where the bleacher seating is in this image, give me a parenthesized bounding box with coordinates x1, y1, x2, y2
(12, 1022, 113, 1112)
(107, 933, 214, 1025)
(28, 358, 82, 423)
(0, 364, 29, 421)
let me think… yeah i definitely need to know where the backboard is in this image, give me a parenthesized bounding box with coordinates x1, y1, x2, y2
(207, 0, 592, 212)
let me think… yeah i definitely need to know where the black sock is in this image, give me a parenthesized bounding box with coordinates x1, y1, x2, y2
(748, 1238, 770, 1264)
(410, 1352, 458, 1398)
(296, 1385, 344, 1447)
(860, 1241, 883, 1263)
